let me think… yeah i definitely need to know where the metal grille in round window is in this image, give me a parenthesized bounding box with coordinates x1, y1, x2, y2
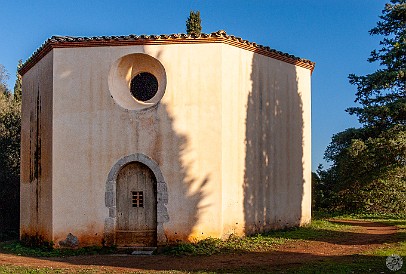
(130, 72, 159, 101)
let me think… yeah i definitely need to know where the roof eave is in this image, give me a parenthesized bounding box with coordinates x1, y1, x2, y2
(19, 30, 315, 76)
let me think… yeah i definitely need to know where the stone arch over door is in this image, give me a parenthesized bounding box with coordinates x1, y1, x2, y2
(104, 154, 169, 246)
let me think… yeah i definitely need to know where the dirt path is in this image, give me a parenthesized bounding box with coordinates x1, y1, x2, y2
(0, 220, 400, 273)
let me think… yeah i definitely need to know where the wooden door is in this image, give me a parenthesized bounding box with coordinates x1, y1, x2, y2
(116, 162, 157, 246)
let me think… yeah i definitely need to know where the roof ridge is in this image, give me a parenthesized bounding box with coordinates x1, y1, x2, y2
(19, 30, 315, 75)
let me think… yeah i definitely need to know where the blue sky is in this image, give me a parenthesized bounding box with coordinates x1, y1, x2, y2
(0, 0, 387, 170)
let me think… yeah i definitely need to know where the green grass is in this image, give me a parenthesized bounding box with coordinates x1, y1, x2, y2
(162, 219, 356, 256)
(0, 230, 19, 242)
(0, 265, 196, 274)
(161, 214, 406, 272)
(0, 241, 116, 257)
(283, 255, 395, 274)
(362, 218, 406, 258)
(315, 211, 406, 224)
(265, 219, 356, 239)
(211, 256, 394, 274)
(0, 265, 109, 273)
(162, 234, 284, 256)
(315, 212, 406, 258)
(1, 214, 405, 273)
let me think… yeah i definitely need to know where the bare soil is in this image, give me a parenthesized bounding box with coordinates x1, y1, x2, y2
(0, 220, 400, 273)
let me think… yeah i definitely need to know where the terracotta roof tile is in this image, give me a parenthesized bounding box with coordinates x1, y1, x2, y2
(19, 30, 315, 75)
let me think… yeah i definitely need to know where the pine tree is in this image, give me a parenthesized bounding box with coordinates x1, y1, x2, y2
(347, 0, 405, 128)
(317, 0, 406, 214)
(186, 11, 202, 35)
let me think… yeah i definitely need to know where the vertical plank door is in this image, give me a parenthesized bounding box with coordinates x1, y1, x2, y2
(116, 162, 157, 246)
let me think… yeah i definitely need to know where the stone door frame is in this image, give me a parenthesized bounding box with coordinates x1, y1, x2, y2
(104, 153, 169, 246)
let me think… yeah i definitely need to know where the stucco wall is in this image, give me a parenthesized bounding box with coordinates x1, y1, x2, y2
(221, 45, 253, 236)
(221, 45, 311, 236)
(20, 51, 53, 241)
(21, 41, 311, 246)
(51, 44, 223, 245)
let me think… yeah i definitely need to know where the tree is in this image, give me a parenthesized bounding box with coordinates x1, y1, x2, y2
(347, 0, 405, 128)
(317, 0, 406, 214)
(0, 63, 21, 235)
(320, 126, 405, 213)
(0, 64, 9, 95)
(13, 60, 22, 102)
(186, 11, 202, 35)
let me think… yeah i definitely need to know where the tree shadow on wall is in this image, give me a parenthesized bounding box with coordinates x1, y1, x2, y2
(244, 52, 306, 234)
(148, 49, 211, 242)
(149, 97, 209, 243)
(109, 101, 209, 244)
(104, 49, 210, 245)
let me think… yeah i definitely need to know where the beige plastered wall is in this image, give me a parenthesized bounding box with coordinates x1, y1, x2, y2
(221, 44, 311, 236)
(20, 51, 53, 240)
(51, 44, 223, 245)
(21, 42, 311, 246)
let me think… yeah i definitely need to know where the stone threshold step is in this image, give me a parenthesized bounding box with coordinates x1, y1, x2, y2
(117, 246, 157, 255)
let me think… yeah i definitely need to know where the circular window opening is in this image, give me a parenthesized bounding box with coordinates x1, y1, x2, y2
(130, 72, 159, 102)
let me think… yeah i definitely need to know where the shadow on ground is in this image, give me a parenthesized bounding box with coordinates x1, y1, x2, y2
(0, 220, 403, 273)
(262, 223, 403, 246)
(11, 251, 400, 273)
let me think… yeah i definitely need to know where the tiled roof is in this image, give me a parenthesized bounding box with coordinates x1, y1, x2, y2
(19, 30, 315, 75)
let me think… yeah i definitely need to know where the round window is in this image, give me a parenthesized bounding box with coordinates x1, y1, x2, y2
(130, 72, 159, 101)
(108, 53, 166, 111)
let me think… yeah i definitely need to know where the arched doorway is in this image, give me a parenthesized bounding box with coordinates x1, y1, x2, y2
(116, 162, 157, 246)
(105, 153, 169, 246)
